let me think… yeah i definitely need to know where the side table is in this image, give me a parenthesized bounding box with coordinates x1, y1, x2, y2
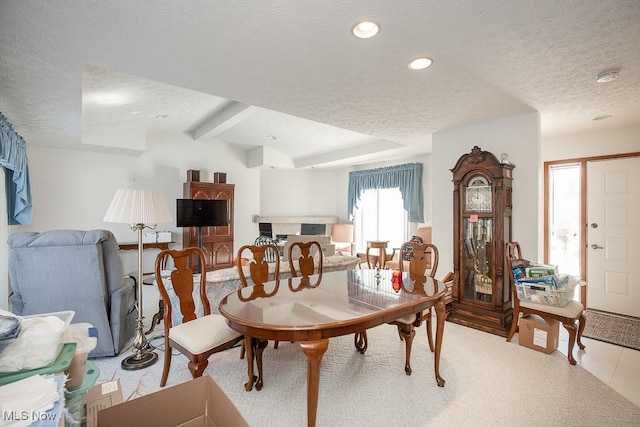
(366, 240, 393, 269)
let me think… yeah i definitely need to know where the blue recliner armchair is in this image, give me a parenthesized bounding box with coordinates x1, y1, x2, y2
(7, 229, 137, 357)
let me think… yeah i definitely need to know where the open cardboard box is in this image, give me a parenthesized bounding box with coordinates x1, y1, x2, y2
(518, 314, 559, 354)
(96, 375, 248, 427)
(84, 379, 124, 427)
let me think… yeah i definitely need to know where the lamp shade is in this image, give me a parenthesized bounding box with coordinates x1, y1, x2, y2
(103, 189, 172, 225)
(331, 223, 353, 243)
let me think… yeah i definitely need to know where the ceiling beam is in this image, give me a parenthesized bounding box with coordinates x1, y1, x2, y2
(293, 140, 406, 168)
(191, 101, 253, 140)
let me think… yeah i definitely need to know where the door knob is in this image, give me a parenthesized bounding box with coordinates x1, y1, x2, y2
(590, 223, 598, 228)
(591, 244, 604, 250)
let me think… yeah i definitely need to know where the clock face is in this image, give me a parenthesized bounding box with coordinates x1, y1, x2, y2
(465, 176, 492, 212)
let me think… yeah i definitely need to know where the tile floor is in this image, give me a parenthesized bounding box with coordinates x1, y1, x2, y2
(557, 326, 640, 407)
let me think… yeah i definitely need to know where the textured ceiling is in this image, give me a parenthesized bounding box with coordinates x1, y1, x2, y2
(1, 1, 639, 168)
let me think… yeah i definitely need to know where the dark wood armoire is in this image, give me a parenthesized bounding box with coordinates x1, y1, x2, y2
(182, 170, 234, 271)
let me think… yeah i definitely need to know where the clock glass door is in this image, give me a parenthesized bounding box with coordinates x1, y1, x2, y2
(462, 217, 493, 304)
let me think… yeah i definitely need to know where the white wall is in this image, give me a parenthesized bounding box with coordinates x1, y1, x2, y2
(260, 168, 340, 217)
(431, 112, 541, 277)
(259, 153, 433, 227)
(542, 123, 640, 161)
(9, 130, 261, 274)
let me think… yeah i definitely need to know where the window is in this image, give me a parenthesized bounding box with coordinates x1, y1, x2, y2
(547, 163, 581, 276)
(354, 188, 408, 253)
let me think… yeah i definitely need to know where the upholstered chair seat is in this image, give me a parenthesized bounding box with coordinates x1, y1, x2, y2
(520, 300, 584, 318)
(169, 315, 241, 355)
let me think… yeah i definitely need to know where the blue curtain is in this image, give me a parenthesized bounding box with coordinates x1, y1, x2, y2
(0, 113, 33, 225)
(348, 163, 424, 223)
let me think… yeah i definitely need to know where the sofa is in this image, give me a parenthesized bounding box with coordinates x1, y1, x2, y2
(7, 230, 137, 357)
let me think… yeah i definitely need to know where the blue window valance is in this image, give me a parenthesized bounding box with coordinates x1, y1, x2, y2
(0, 113, 33, 225)
(348, 162, 424, 223)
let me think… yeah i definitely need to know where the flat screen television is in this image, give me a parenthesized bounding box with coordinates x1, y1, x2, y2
(300, 223, 326, 235)
(258, 222, 273, 238)
(176, 199, 228, 227)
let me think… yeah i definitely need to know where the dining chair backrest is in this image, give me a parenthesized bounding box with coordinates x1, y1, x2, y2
(288, 241, 323, 285)
(505, 241, 523, 282)
(237, 244, 281, 287)
(398, 241, 439, 279)
(155, 247, 210, 326)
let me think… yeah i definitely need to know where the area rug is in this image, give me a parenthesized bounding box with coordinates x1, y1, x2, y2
(93, 321, 640, 426)
(583, 309, 640, 351)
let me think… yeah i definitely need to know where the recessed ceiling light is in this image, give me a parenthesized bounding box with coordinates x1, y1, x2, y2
(351, 21, 380, 39)
(596, 69, 620, 83)
(408, 57, 433, 70)
(592, 115, 613, 121)
(267, 135, 277, 140)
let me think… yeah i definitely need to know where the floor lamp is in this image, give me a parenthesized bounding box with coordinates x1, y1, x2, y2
(104, 189, 172, 370)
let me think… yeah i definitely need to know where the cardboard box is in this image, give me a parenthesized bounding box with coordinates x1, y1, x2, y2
(97, 375, 249, 427)
(84, 379, 124, 427)
(156, 231, 172, 243)
(525, 264, 558, 277)
(142, 231, 157, 243)
(518, 314, 559, 354)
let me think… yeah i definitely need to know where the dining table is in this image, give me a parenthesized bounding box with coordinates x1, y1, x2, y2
(219, 268, 447, 427)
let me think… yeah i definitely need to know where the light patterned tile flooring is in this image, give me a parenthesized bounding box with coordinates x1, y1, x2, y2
(557, 324, 640, 407)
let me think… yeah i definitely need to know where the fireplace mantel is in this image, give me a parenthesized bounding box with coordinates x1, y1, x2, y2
(252, 215, 339, 224)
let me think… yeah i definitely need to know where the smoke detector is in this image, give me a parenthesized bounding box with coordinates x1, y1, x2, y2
(596, 69, 620, 83)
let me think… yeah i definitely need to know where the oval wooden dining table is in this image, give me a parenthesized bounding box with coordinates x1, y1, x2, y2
(219, 268, 447, 427)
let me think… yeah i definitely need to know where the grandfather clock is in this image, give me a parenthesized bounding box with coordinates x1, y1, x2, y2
(448, 146, 514, 337)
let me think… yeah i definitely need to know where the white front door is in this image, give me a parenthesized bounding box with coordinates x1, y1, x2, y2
(587, 157, 640, 317)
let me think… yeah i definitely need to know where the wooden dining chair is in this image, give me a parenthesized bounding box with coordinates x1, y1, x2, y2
(387, 241, 439, 375)
(288, 240, 368, 354)
(237, 243, 281, 287)
(154, 247, 243, 387)
(288, 240, 323, 287)
(236, 243, 282, 389)
(505, 241, 587, 365)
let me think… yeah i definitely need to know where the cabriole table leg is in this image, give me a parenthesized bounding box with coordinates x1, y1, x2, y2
(300, 339, 329, 427)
